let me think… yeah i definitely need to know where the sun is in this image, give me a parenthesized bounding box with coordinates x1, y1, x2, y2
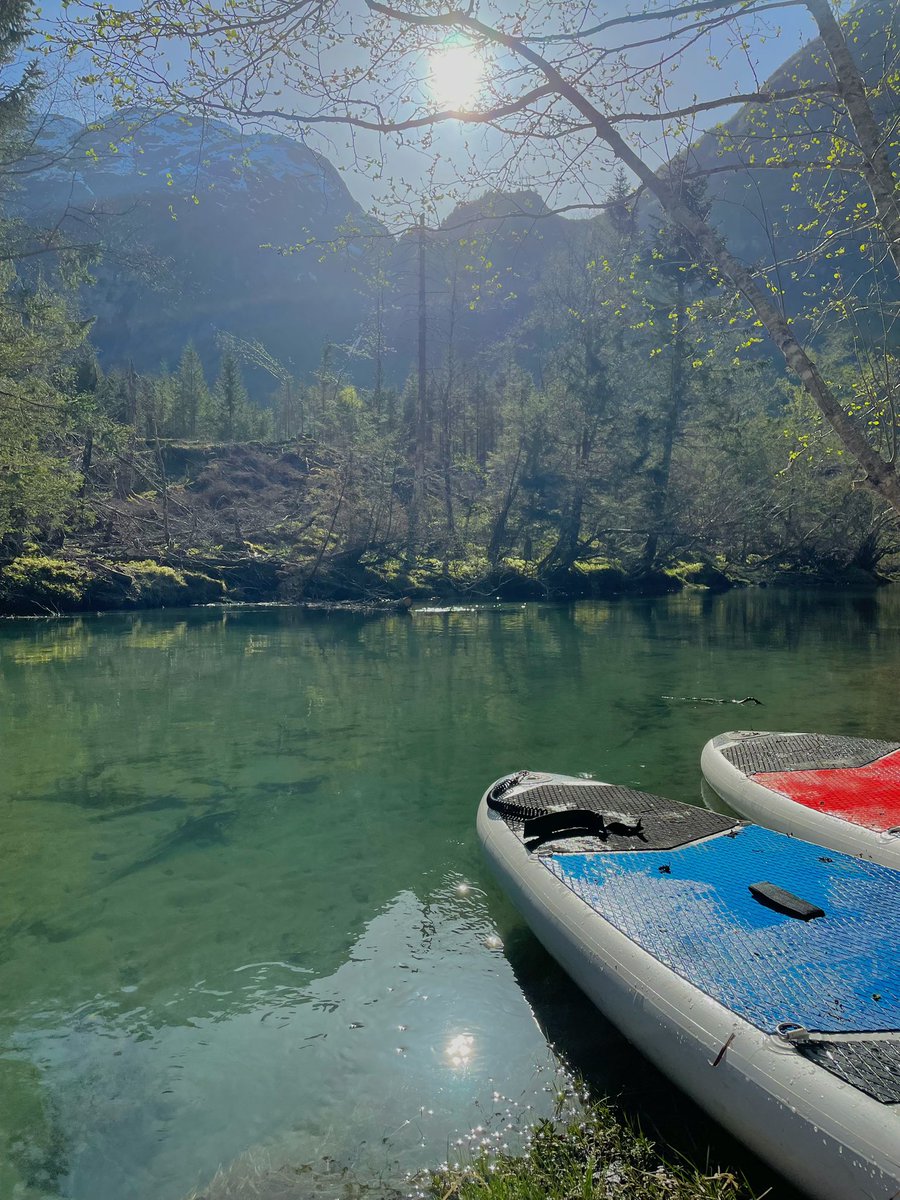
(428, 40, 484, 110)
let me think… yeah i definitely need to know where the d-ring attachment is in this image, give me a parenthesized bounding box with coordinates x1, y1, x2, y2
(775, 1021, 810, 1043)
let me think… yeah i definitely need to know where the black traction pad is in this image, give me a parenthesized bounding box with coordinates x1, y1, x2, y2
(720, 733, 900, 777)
(799, 1038, 900, 1104)
(748, 881, 825, 921)
(490, 781, 737, 854)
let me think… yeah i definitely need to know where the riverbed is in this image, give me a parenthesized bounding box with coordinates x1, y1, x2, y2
(2, 589, 898, 1199)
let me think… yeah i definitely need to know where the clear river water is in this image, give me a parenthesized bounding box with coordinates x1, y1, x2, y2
(2, 588, 900, 1200)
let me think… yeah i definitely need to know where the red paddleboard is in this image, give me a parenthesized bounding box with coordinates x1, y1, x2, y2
(701, 731, 900, 869)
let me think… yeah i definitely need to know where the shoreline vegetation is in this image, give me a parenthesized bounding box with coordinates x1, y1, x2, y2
(0, 546, 892, 619)
(179, 1098, 755, 1200)
(428, 1101, 754, 1200)
(2, 438, 895, 619)
(0, 545, 891, 619)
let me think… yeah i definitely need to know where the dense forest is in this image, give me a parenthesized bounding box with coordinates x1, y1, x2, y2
(4, 0, 900, 614)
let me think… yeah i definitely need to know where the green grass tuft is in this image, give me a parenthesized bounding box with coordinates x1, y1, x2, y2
(430, 1101, 754, 1200)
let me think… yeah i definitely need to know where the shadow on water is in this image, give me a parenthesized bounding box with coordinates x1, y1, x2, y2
(497, 912, 805, 1200)
(110, 808, 238, 881)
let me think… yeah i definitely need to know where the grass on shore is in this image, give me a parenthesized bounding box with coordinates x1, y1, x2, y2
(429, 1099, 756, 1200)
(180, 1098, 757, 1200)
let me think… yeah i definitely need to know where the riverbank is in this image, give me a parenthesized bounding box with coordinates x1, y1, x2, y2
(429, 1099, 752, 1200)
(0, 547, 892, 617)
(180, 1098, 753, 1200)
(3, 437, 894, 617)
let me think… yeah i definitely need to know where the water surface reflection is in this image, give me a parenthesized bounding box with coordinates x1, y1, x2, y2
(2, 590, 899, 1197)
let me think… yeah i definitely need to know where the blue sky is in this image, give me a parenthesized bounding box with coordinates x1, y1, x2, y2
(31, 0, 818, 217)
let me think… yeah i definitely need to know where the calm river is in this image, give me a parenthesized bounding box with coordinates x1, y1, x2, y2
(2, 589, 899, 1199)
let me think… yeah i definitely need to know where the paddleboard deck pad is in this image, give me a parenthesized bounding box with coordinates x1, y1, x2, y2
(488, 774, 736, 852)
(701, 731, 900, 868)
(479, 771, 900, 1198)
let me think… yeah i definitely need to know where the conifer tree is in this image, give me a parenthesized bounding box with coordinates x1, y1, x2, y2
(0, 1, 90, 546)
(0, 2, 39, 140)
(214, 350, 248, 442)
(175, 343, 210, 439)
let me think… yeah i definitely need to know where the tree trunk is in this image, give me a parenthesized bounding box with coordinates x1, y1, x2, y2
(804, 0, 900, 281)
(79, 427, 94, 497)
(309, 464, 349, 587)
(544, 485, 587, 574)
(469, 31, 900, 519)
(440, 269, 458, 564)
(407, 214, 428, 556)
(150, 412, 171, 548)
(487, 442, 523, 567)
(116, 362, 139, 499)
(643, 274, 686, 569)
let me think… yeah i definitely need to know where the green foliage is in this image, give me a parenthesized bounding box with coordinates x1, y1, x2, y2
(0, 5, 95, 549)
(173, 343, 211, 439)
(122, 560, 225, 605)
(0, 1, 41, 131)
(209, 350, 273, 442)
(430, 1100, 750, 1200)
(1, 555, 89, 606)
(0, 269, 90, 547)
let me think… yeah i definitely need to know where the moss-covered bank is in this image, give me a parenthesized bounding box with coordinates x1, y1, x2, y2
(0, 548, 890, 617)
(0, 555, 225, 616)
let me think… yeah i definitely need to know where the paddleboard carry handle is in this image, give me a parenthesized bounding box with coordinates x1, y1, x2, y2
(749, 881, 825, 921)
(523, 809, 645, 850)
(486, 774, 549, 820)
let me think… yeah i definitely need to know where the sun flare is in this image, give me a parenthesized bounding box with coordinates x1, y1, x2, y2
(428, 41, 484, 111)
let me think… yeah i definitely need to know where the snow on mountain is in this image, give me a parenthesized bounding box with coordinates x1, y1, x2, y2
(17, 110, 381, 379)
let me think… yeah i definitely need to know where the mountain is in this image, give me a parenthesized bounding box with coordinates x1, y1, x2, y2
(19, 111, 590, 388)
(686, 0, 900, 322)
(385, 189, 591, 379)
(16, 110, 383, 380)
(15, 0, 899, 388)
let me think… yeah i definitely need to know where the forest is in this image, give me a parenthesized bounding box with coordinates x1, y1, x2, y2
(4, 0, 900, 614)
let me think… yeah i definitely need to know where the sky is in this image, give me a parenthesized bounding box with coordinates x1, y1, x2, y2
(30, 0, 819, 218)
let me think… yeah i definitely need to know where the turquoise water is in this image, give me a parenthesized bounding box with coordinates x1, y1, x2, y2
(2, 589, 899, 1199)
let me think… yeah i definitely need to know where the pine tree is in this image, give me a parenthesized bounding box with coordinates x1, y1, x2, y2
(0, 2, 39, 144)
(174, 342, 211, 438)
(0, 2, 91, 547)
(213, 350, 249, 441)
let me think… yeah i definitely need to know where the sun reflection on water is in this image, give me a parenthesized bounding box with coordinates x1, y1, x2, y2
(444, 1032, 475, 1070)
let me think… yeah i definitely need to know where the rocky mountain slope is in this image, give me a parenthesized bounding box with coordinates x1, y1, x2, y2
(17, 110, 382, 379)
(19, 110, 593, 387)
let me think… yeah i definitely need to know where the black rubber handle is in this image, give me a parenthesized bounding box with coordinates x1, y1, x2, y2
(523, 808, 608, 845)
(749, 881, 825, 921)
(523, 808, 645, 850)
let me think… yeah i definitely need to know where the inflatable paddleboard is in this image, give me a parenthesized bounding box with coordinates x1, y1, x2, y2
(478, 770, 900, 1200)
(701, 731, 900, 870)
